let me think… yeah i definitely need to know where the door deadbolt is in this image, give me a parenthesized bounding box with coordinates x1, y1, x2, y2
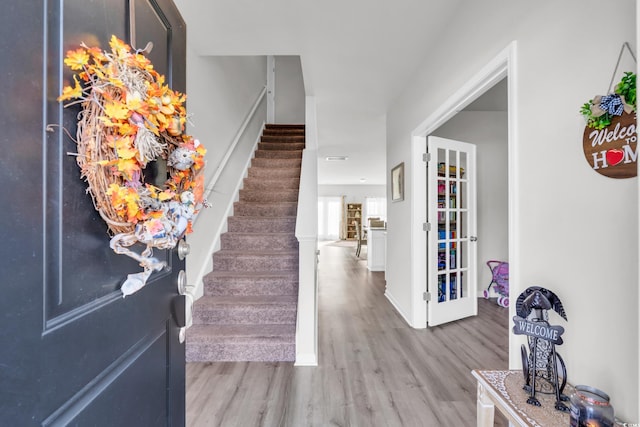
(177, 270, 187, 295)
(178, 239, 190, 260)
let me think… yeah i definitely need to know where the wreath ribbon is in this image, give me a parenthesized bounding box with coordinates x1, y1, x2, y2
(590, 94, 634, 118)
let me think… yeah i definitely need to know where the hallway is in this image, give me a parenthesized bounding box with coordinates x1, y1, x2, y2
(186, 242, 509, 426)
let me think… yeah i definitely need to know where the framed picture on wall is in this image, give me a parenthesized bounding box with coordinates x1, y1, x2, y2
(391, 162, 404, 202)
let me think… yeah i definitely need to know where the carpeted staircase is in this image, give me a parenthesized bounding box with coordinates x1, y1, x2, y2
(186, 124, 304, 362)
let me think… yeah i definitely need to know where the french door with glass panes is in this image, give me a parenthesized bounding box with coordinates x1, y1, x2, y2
(426, 136, 477, 326)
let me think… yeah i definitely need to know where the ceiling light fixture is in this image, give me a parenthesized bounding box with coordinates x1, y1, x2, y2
(325, 156, 348, 161)
(359, 178, 366, 183)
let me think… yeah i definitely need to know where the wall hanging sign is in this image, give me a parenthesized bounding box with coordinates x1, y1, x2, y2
(55, 36, 208, 297)
(582, 110, 636, 178)
(580, 43, 637, 179)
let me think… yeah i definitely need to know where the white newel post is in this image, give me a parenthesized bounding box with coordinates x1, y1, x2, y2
(267, 56, 275, 124)
(294, 96, 319, 366)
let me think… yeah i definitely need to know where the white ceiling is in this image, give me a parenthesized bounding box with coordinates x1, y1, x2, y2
(174, 0, 465, 185)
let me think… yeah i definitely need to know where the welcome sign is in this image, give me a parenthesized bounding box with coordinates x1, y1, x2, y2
(513, 316, 565, 345)
(583, 112, 637, 178)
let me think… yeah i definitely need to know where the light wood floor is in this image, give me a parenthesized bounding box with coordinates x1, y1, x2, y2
(186, 243, 509, 426)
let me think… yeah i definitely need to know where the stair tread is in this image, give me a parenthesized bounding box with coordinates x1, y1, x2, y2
(244, 177, 300, 181)
(223, 231, 296, 237)
(258, 143, 305, 147)
(207, 270, 298, 279)
(248, 168, 301, 173)
(256, 150, 303, 153)
(240, 189, 299, 194)
(235, 201, 298, 205)
(232, 219, 296, 225)
(229, 216, 297, 220)
(253, 160, 301, 162)
(249, 166, 301, 170)
(258, 148, 303, 150)
(265, 124, 304, 127)
(215, 249, 298, 256)
(196, 295, 298, 305)
(187, 324, 296, 341)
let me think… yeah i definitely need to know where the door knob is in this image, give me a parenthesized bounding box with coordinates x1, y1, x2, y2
(174, 269, 193, 342)
(176, 269, 187, 294)
(172, 294, 187, 328)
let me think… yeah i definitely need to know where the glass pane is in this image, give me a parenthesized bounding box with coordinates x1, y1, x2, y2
(437, 148, 447, 176)
(438, 226, 446, 271)
(449, 211, 457, 226)
(459, 152, 467, 178)
(459, 181, 469, 209)
(449, 241, 457, 270)
(449, 150, 457, 173)
(438, 250, 446, 271)
(449, 272, 458, 300)
(450, 210, 458, 238)
(438, 274, 446, 302)
(459, 240, 468, 270)
(438, 179, 446, 226)
(438, 179, 446, 197)
(459, 211, 467, 241)
(460, 271, 467, 299)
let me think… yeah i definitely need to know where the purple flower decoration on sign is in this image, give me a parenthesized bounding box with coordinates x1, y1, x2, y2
(599, 94, 624, 116)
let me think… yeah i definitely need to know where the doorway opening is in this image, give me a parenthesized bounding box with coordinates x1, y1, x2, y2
(318, 196, 342, 241)
(428, 79, 508, 324)
(409, 42, 517, 353)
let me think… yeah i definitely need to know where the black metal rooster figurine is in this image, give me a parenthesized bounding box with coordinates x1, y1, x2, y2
(513, 286, 570, 412)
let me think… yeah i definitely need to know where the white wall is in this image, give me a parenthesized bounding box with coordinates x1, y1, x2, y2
(183, 49, 267, 295)
(318, 184, 386, 201)
(386, 0, 638, 420)
(275, 56, 305, 124)
(432, 111, 508, 292)
(185, 53, 267, 185)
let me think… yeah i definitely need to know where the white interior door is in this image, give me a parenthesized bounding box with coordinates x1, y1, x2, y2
(427, 136, 477, 326)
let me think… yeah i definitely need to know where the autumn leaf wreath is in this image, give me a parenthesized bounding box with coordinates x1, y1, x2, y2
(58, 35, 207, 296)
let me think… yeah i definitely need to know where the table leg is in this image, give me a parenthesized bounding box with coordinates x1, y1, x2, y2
(477, 382, 495, 427)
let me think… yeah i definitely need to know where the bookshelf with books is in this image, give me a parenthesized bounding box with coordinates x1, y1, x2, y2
(346, 203, 362, 240)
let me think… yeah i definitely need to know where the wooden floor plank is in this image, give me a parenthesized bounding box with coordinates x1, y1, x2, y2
(187, 243, 509, 426)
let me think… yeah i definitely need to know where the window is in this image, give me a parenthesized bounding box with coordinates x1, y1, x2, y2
(318, 197, 342, 240)
(365, 197, 387, 223)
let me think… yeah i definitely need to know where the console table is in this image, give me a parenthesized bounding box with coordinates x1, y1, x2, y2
(472, 370, 572, 427)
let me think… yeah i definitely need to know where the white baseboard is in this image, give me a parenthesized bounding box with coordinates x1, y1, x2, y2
(384, 290, 414, 328)
(294, 353, 318, 366)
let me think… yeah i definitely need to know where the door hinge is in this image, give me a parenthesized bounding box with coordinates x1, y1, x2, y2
(423, 292, 431, 301)
(423, 153, 431, 162)
(423, 223, 431, 232)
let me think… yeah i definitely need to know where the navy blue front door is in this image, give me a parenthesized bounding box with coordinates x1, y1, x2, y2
(0, 1, 186, 425)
